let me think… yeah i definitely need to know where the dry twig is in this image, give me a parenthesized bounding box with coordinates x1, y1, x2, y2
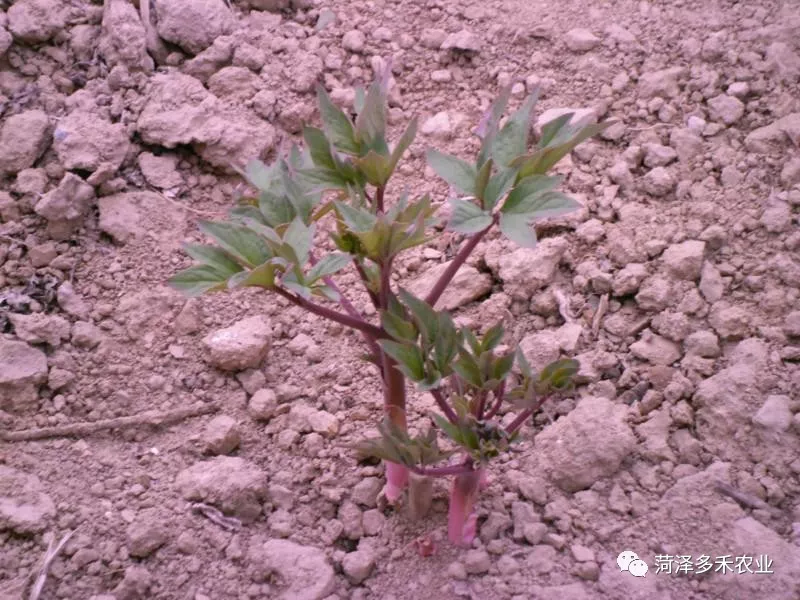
(591, 293, 609, 337)
(0, 403, 219, 442)
(714, 480, 783, 518)
(190, 503, 242, 531)
(29, 530, 77, 600)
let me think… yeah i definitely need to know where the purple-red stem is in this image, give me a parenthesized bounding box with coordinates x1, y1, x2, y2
(375, 185, 385, 213)
(448, 466, 483, 547)
(504, 394, 552, 435)
(354, 259, 380, 308)
(483, 381, 506, 420)
(411, 462, 474, 477)
(429, 388, 458, 424)
(425, 221, 494, 308)
(273, 286, 383, 338)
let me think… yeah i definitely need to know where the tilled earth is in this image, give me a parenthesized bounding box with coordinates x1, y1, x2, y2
(1, 0, 799, 599)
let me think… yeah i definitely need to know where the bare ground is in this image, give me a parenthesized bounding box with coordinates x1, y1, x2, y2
(1, 0, 800, 599)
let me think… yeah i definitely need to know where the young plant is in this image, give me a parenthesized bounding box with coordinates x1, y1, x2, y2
(168, 65, 610, 546)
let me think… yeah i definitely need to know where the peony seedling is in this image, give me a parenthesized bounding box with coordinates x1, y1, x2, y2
(169, 63, 611, 546)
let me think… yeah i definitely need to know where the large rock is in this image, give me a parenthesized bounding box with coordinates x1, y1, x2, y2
(175, 456, 267, 522)
(34, 173, 95, 239)
(99, 0, 153, 71)
(7, 0, 66, 44)
(202, 316, 272, 371)
(155, 0, 234, 55)
(0, 110, 51, 175)
(97, 191, 186, 248)
(0, 340, 48, 413)
(491, 238, 568, 300)
(249, 539, 336, 600)
(406, 262, 492, 311)
(534, 397, 636, 492)
(136, 73, 276, 171)
(53, 111, 131, 173)
(0, 467, 56, 534)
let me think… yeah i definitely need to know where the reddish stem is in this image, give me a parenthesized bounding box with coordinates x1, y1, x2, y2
(448, 466, 483, 547)
(411, 463, 474, 477)
(375, 185, 385, 213)
(425, 221, 494, 308)
(354, 259, 380, 308)
(382, 352, 409, 501)
(429, 388, 458, 424)
(504, 394, 552, 435)
(273, 286, 382, 338)
(483, 381, 506, 420)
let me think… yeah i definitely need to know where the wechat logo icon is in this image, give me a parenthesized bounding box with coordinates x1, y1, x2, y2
(618, 550, 649, 578)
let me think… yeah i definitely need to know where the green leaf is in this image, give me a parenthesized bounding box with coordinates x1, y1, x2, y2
(398, 288, 438, 346)
(481, 323, 504, 352)
(386, 117, 418, 176)
(379, 340, 425, 381)
(353, 86, 366, 115)
(492, 92, 538, 167)
(432, 413, 463, 444)
(474, 158, 493, 208)
(492, 352, 515, 381)
(516, 347, 532, 378)
(283, 218, 314, 266)
(538, 113, 574, 148)
(354, 79, 388, 155)
(434, 313, 459, 373)
(483, 167, 517, 212)
(183, 244, 243, 275)
(312, 284, 341, 302)
(198, 221, 272, 268)
(381, 310, 418, 343)
(280, 164, 315, 223)
(476, 86, 513, 170)
(501, 175, 564, 214)
(499, 213, 537, 248)
(538, 358, 580, 390)
(353, 150, 390, 186)
(168, 265, 234, 296)
(307, 252, 351, 283)
(448, 199, 492, 234)
(316, 85, 360, 155)
(426, 149, 477, 196)
(303, 126, 337, 171)
(297, 167, 350, 193)
(236, 259, 284, 289)
(517, 121, 612, 178)
(526, 191, 583, 220)
(257, 192, 296, 227)
(244, 159, 276, 191)
(452, 353, 482, 388)
(335, 201, 377, 232)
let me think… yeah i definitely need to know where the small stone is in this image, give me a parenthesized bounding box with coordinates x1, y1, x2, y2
(248, 388, 278, 421)
(784, 311, 800, 338)
(707, 94, 745, 125)
(0, 466, 56, 534)
(524, 522, 548, 545)
(641, 167, 675, 197)
(570, 544, 595, 562)
(28, 242, 58, 267)
(307, 410, 339, 437)
(0, 340, 48, 413)
(662, 240, 705, 280)
(155, 0, 234, 55)
(753, 395, 792, 432)
(127, 518, 168, 558)
(342, 550, 375, 584)
(564, 28, 600, 52)
(175, 456, 267, 523)
(441, 29, 482, 53)
(250, 539, 335, 599)
(8, 0, 66, 44)
(202, 316, 271, 371)
(342, 29, 366, 52)
(447, 561, 467, 580)
(431, 69, 452, 83)
(53, 111, 130, 173)
(760, 202, 792, 233)
(35, 173, 95, 239)
(421, 28, 447, 49)
(407, 261, 491, 310)
(57, 282, 90, 319)
(203, 415, 241, 455)
(631, 330, 682, 365)
(535, 396, 636, 492)
(9, 313, 71, 347)
(708, 303, 751, 339)
(699, 261, 725, 303)
(71, 321, 104, 348)
(463, 549, 491, 574)
(421, 111, 454, 139)
(236, 369, 266, 395)
(643, 143, 677, 167)
(351, 477, 382, 508)
(684, 330, 720, 357)
(362, 509, 385, 536)
(138, 152, 183, 189)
